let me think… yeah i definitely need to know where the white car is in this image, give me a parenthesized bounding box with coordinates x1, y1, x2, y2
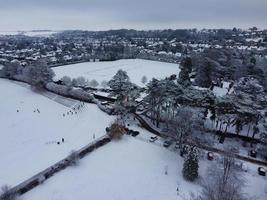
(149, 136, 158, 142)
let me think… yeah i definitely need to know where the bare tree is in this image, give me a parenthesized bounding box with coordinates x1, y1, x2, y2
(76, 76, 86, 87)
(169, 107, 204, 148)
(90, 79, 99, 88)
(195, 155, 251, 200)
(101, 80, 108, 88)
(61, 76, 72, 86)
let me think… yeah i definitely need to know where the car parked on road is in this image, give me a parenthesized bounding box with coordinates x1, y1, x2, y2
(131, 131, 140, 137)
(258, 167, 266, 176)
(163, 140, 172, 148)
(101, 101, 109, 106)
(149, 136, 158, 142)
(126, 129, 134, 135)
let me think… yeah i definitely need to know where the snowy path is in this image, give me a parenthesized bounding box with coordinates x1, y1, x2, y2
(134, 113, 267, 166)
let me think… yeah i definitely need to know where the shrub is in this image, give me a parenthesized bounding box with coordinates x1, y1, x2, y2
(46, 82, 94, 102)
(0, 185, 16, 200)
(68, 150, 80, 166)
(38, 175, 46, 184)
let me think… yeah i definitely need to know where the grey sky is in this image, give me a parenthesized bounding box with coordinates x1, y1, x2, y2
(0, 0, 266, 31)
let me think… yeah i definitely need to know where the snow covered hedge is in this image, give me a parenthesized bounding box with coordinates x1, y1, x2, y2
(46, 82, 95, 102)
(69, 88, 95, 102)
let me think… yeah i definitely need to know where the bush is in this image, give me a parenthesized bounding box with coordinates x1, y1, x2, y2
(38, 175, 46, 184)
(68, 88, 94, 102)
(46, 82, 69, 95)
(0, 185, 16, 200)
(68, 150, 80, 166)
(46, 82, 94, 102)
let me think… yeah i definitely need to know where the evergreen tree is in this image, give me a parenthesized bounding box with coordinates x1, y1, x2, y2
(195, 60, 213, 88)
(182, 147, 199, 181)
(178, 57, 192, 87)
(108, 69, 133, 100)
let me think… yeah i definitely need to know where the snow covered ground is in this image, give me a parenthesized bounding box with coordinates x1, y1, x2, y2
(53, 59, 180, 87)
(0, 78, 115, 187)
(0, 31, 59, 37)
(21, 137, 202, 200)
(21, 133, 267, 200)
(212, 81, 232, 97)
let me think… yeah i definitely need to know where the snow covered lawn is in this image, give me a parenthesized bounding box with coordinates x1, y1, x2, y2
(0, 31, 59, 37)
(21, 136, 202, 200)
(53, 59, 180, 86)
(21, 133, 267, 200)
(0, 79, 115, 187)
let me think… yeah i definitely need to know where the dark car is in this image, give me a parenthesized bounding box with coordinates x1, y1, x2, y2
(258, 167, 266, 176)
(127, 129, 134, 135)
(249, 150, 257, 158)
(163, 140, 172, 148)
(131, 131, 140, 137)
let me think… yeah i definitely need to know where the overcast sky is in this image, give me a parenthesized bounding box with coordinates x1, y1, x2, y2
(0, 0, 267, 31)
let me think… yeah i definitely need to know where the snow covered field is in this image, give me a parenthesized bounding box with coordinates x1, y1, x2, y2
(21, 137, 202, 200)
(53, 59, 180, 86)
(0, 78, 115, 187)
(21, 134, 267, 200)
(0, 31, 59, 37)
(0, 78, 266, 199)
